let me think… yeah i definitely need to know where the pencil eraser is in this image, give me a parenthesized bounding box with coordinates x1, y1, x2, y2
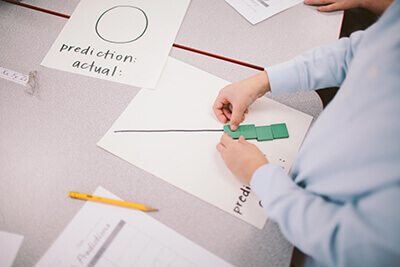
(239, 124, 257, 139)
(223, 125, 241, 139)
(256, 126, 273, 141)
(271, 123, 289, 139)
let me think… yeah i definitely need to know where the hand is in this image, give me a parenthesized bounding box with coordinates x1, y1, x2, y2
(212, 71, 270, 131)
(304, 0, 393, 14)
(217, 134, 269, 184)
(304, 0, 362, 12)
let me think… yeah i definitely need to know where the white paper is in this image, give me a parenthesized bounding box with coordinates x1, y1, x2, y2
(0, 231, 24, 267)
(225, 0, 303, 25)
(97, 57, 313, 229)
(41, 0, 190, 88)
(0, 67, 29, 86)
(36, 186, 231, 267)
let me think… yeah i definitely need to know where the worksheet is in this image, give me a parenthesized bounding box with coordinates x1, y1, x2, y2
(36, 186, 231, 267)
(225, 0, 303, 24)
(97, 57, 313, 229)
(41, 0, 190, 88)
(0, 231, 24, 267)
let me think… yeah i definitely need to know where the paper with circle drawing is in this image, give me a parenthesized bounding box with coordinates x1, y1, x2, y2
(41, 0, 190, 88)
(97, 57, 313, 229)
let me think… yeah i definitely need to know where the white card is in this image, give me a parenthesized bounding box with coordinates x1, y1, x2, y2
(225, 0, 303, 25)
(98, 57, 313, 229)
(41, 0, 190, 88)
(0, 231, 24, 267)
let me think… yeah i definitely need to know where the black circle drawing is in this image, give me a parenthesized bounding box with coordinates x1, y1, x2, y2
(95, 6, 148, 44)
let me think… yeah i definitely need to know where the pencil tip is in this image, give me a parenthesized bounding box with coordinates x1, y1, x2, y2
(145, 207, 158, 212)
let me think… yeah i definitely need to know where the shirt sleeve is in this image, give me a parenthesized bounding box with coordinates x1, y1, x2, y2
(250, 164, 400, 266)
(266, 31, 364, 96)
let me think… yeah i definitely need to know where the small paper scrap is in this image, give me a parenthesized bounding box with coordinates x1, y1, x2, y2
(0, 67, 38, 95)
(0, 67, 29, 86)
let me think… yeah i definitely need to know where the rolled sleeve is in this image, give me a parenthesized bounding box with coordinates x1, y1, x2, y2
(265, 31, 364, 97)
(266, 60, 301, 96)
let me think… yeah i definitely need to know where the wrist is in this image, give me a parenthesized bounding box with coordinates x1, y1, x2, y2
(254, 71, 271, 98)
(360, 0, 372, 10)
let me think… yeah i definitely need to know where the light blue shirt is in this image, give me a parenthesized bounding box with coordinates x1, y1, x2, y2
(250, 1, 400, 266)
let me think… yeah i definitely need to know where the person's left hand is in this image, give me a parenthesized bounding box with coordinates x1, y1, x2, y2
(216, 134, 269, 184)
(304, 0, 361, 12)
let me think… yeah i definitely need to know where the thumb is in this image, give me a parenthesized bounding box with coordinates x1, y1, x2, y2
(238, 136, 247, 143)
(239, 136, 251, 145)
(230, 104, 246, 131)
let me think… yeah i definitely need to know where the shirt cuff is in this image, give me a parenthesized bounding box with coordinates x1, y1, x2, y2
(250, 163, 298, 214)
(251, 163, 286, 198)
(265, 59, 302, 96)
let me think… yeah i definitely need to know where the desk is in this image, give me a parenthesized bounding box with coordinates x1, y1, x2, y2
(0, 1, 342, 266)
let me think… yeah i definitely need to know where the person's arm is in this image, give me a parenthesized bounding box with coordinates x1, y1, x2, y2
(216, 133, 400, 266)
(213, 30, 365, 130)
(267, 30, 364, 96)
(251, 164, 400, 266)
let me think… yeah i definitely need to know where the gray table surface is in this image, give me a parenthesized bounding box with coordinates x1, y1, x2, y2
(0, 1, 342, 266)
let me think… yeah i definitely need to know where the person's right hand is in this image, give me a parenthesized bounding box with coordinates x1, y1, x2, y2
(212, 71, 270, 131)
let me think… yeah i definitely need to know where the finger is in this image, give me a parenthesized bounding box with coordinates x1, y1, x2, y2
(227, 106, 246, 122)
(304, 0, 333, 5)
(222, 107, 232, 120)
(220, 133, 235, 147)
(213, 106, 228, 123)
(238, 135, 248, 144)
(318, 3, 340, 11)
(230, 104, 246, 131)
(244, 108, 249, 114)
(216, 142, 226, 153)
(225, 103, 234, 120)
(213, 98, 229, 123)
(214, 109, 228, 123)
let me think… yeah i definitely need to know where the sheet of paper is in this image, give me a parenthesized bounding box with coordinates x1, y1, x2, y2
(41, 0, 190, 89)
(225, 0, 303, 25)
(0, 231, 24, 267)
(36, 186, 231, 267)
(97, 57, 313, 229)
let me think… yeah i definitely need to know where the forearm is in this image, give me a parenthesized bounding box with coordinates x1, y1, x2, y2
(250, 164, 400, 266)
(251, 164, 342, 265)
(266, 31, 364, 96)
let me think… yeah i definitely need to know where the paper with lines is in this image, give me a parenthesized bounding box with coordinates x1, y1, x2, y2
(36, 186, 231, 267)
(225, 0, 303, 25)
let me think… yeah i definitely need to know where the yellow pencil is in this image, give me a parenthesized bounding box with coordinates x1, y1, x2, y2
(69, 192, 158, 212)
